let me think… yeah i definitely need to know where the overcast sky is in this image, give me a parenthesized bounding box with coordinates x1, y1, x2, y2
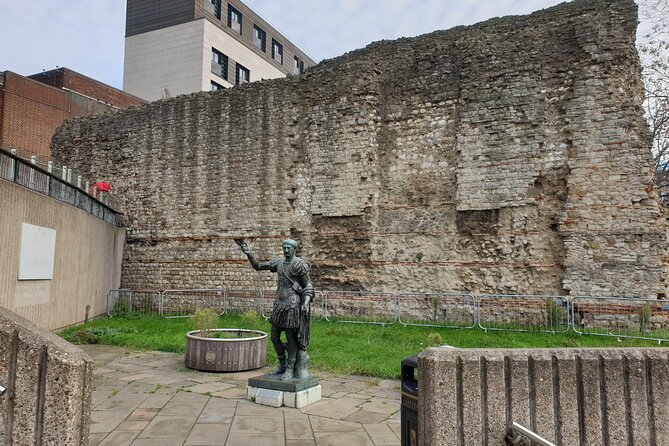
(0, 0, 647, 90)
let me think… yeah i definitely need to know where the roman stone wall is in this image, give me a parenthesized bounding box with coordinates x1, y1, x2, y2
(52, 0, 668, 297)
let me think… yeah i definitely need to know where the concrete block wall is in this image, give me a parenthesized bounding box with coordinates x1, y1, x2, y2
(0, 306, 93, 445)
(418, 347, 669, 446)
(0, 179, 124, 330)
(52, 0, 668, 297)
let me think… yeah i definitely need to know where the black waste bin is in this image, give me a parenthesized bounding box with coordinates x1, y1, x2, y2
(401, 355, 418, 446)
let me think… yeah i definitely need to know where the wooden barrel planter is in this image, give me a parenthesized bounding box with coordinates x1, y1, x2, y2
(185, 329, 268, 372)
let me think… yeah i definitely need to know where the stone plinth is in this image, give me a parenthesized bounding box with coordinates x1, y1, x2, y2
(247, 374, 321, 408)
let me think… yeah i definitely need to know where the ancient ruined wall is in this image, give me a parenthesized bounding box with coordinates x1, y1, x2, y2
(52, 0, 668, 297)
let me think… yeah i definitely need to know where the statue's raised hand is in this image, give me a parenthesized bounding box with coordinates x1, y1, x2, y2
(235, 239, 251, 255)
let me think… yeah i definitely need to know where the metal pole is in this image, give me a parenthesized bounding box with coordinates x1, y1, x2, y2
(47, 161, 53, 196)
(510, 422, 556, 446)
(11, 149, 18, 181)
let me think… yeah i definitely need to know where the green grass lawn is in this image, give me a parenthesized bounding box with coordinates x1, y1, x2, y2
(59, 314, 664, 379)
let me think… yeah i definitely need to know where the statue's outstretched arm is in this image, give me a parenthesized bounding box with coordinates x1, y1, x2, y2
(237, 240, 270, 271)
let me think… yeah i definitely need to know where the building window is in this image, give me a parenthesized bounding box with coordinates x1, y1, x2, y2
(211, 81, 225, 91)
(253, 25, 266, 52)
(206, 0, 221, 19)
(272, 39, 283, 65)
(228, 4, 242, 34)
(211, 48, 228, 80)
(236, 63, 250, 85)
(294, 56, 305, 75)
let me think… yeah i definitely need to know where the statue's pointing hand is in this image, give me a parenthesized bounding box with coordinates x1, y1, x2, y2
(235, 239, 251, 255)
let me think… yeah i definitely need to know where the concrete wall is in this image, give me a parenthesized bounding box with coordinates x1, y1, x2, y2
(0, 179, 124, 330)
(0, 305, 93, 445)
(54, 0, 667, 298)
(418, 347, 669, 446)
(124, 19, 206, 101)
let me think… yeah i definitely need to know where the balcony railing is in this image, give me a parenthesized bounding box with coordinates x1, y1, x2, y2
(0, 148, 120, 225)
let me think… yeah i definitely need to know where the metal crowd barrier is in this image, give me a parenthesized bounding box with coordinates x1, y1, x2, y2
(398, 292, 477, 328)
(260, 290, 276, 320)
(161, 289, 225, 318)
(323, 291, 398, 325)
(107, 289, 132, 316)
(104, 289, 669, 342)
(224, 289, 264, 316)
(477, 294, 571, 333)
(571, 296, 669, 342)
(107, 289, 161, 316)
(311, 291, 327, 320)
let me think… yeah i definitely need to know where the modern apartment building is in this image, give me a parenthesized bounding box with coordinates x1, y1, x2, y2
(124, 0, 316, 101)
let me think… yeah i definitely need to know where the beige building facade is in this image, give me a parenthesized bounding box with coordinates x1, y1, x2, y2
(124, 0, 315, 101)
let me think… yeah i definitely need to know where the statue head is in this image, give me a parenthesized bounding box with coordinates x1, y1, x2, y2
(282, 239, 298, 259)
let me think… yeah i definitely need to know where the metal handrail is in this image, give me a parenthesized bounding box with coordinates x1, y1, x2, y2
(507, 422, 556, 446)
(0, 383, 6, 396)
(0, 148, 121, 224)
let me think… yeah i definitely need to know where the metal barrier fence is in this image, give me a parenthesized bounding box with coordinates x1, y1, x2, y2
(478, 294, 571, 333)
(107, 289, 161, 316)
(398, 292, 477, 328)
(323, 291, 398, 325)
(161, 289, 226, 318)
(225, 290, 265, 316)
(107, 289, 132, 316)
(571, 296, 669, 342)
(104, 289, 669, 342)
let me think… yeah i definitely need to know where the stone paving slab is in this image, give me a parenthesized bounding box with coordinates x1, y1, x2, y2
(82, 345, 401, 446)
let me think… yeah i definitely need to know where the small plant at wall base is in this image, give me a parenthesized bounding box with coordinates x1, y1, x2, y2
(240, 309, 260, 331)
(112, 299, 132, 317)
(191, 308, 219, 337)
(427, 332, 443, 347)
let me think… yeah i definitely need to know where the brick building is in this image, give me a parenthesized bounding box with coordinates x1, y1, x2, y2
(0, 68, 144, 160)
(124, 0, 316, 101)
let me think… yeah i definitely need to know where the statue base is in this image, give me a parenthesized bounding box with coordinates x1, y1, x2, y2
(247, 374, 321, 408)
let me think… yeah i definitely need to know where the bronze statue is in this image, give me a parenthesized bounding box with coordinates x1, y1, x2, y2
(237, 239, 314, 380)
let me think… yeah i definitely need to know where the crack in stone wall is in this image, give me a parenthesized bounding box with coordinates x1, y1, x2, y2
(52, 0, 668, 297)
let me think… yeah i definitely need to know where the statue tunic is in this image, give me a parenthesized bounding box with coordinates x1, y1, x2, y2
(268, 257, 308, 329)
(252, 255, 313, 351)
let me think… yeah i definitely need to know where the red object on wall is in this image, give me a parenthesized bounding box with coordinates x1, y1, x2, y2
(94, 182, 110, 192)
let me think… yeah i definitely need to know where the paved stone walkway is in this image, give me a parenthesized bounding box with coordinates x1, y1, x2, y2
(84, 345, 401, 446)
